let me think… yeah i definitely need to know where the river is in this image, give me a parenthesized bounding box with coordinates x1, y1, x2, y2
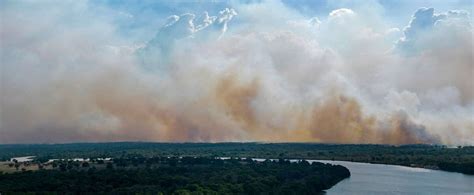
(248, 158, 474, 194)
(313, 160, 474, 195)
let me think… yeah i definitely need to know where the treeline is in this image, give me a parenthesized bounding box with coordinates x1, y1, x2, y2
(437, 162, 474, 175)
(0, 157, 350, 194)
(1, 143, 473, 174)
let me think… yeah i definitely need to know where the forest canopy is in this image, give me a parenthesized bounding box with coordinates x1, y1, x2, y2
(0, 157, 350, 194)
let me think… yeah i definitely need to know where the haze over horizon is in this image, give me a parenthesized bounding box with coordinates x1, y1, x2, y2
(1, 0, 473, 145)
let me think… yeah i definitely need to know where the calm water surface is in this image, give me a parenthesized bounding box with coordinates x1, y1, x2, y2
(313, 160, 474, 195)
(250, 158, 473, 194)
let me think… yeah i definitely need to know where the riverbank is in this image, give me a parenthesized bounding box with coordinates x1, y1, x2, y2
(307, 157, 474, 175)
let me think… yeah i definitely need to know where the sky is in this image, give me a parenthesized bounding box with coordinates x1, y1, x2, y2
(0, 0, 473, 144)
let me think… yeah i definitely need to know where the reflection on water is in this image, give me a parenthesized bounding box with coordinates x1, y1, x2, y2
(314, 160, 474, 195)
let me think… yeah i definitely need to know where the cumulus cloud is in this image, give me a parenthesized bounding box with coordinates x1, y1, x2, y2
(397, 7, 472, 53)
(0, 1, 472, 145)
(138, 8, 237, 68)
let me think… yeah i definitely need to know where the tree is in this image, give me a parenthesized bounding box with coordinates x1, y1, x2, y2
(59, 163, 67, 171)
(106, 162, 114, 169)
(82, 162, 90, 168)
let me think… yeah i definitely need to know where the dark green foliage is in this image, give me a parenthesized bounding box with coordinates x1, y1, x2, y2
(438, 162, 474, 175)
(81, 162, 89, 168)
(0, 157, 350, 194)
(0, 143, 472, 174)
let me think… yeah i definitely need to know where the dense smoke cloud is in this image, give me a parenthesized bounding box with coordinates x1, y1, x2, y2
(0, 1, 472, 144)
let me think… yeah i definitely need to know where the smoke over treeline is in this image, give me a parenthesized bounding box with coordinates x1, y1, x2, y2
(0, 1, 472, 144)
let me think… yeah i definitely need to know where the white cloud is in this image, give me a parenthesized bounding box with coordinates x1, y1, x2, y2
(397, 7, 472, 53)
(329, 8, 355, 18)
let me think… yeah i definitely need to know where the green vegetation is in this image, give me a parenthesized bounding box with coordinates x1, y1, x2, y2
(0, 157, 350, 194)
(0, 143, 473, 174)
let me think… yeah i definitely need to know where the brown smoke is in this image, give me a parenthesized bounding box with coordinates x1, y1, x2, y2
(1, 2, 472, 145)
(0, 62, 447, 144)
(0, 36, 454, 144)
(267, 93, 440, 145)
(214, 74, 260, 131)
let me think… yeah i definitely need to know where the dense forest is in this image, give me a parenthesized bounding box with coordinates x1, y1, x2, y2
(0, 143, 473, 174)
(0, 157, 350, 194)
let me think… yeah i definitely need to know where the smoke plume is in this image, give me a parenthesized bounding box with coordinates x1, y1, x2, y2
(0, 1, 472, 144)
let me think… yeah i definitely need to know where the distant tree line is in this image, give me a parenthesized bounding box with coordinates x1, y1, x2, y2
(0, 143, 473, 174)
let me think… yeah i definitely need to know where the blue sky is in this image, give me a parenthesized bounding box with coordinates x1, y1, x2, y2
(4, 0, 468, 42)
(83, 0, 472, 37)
